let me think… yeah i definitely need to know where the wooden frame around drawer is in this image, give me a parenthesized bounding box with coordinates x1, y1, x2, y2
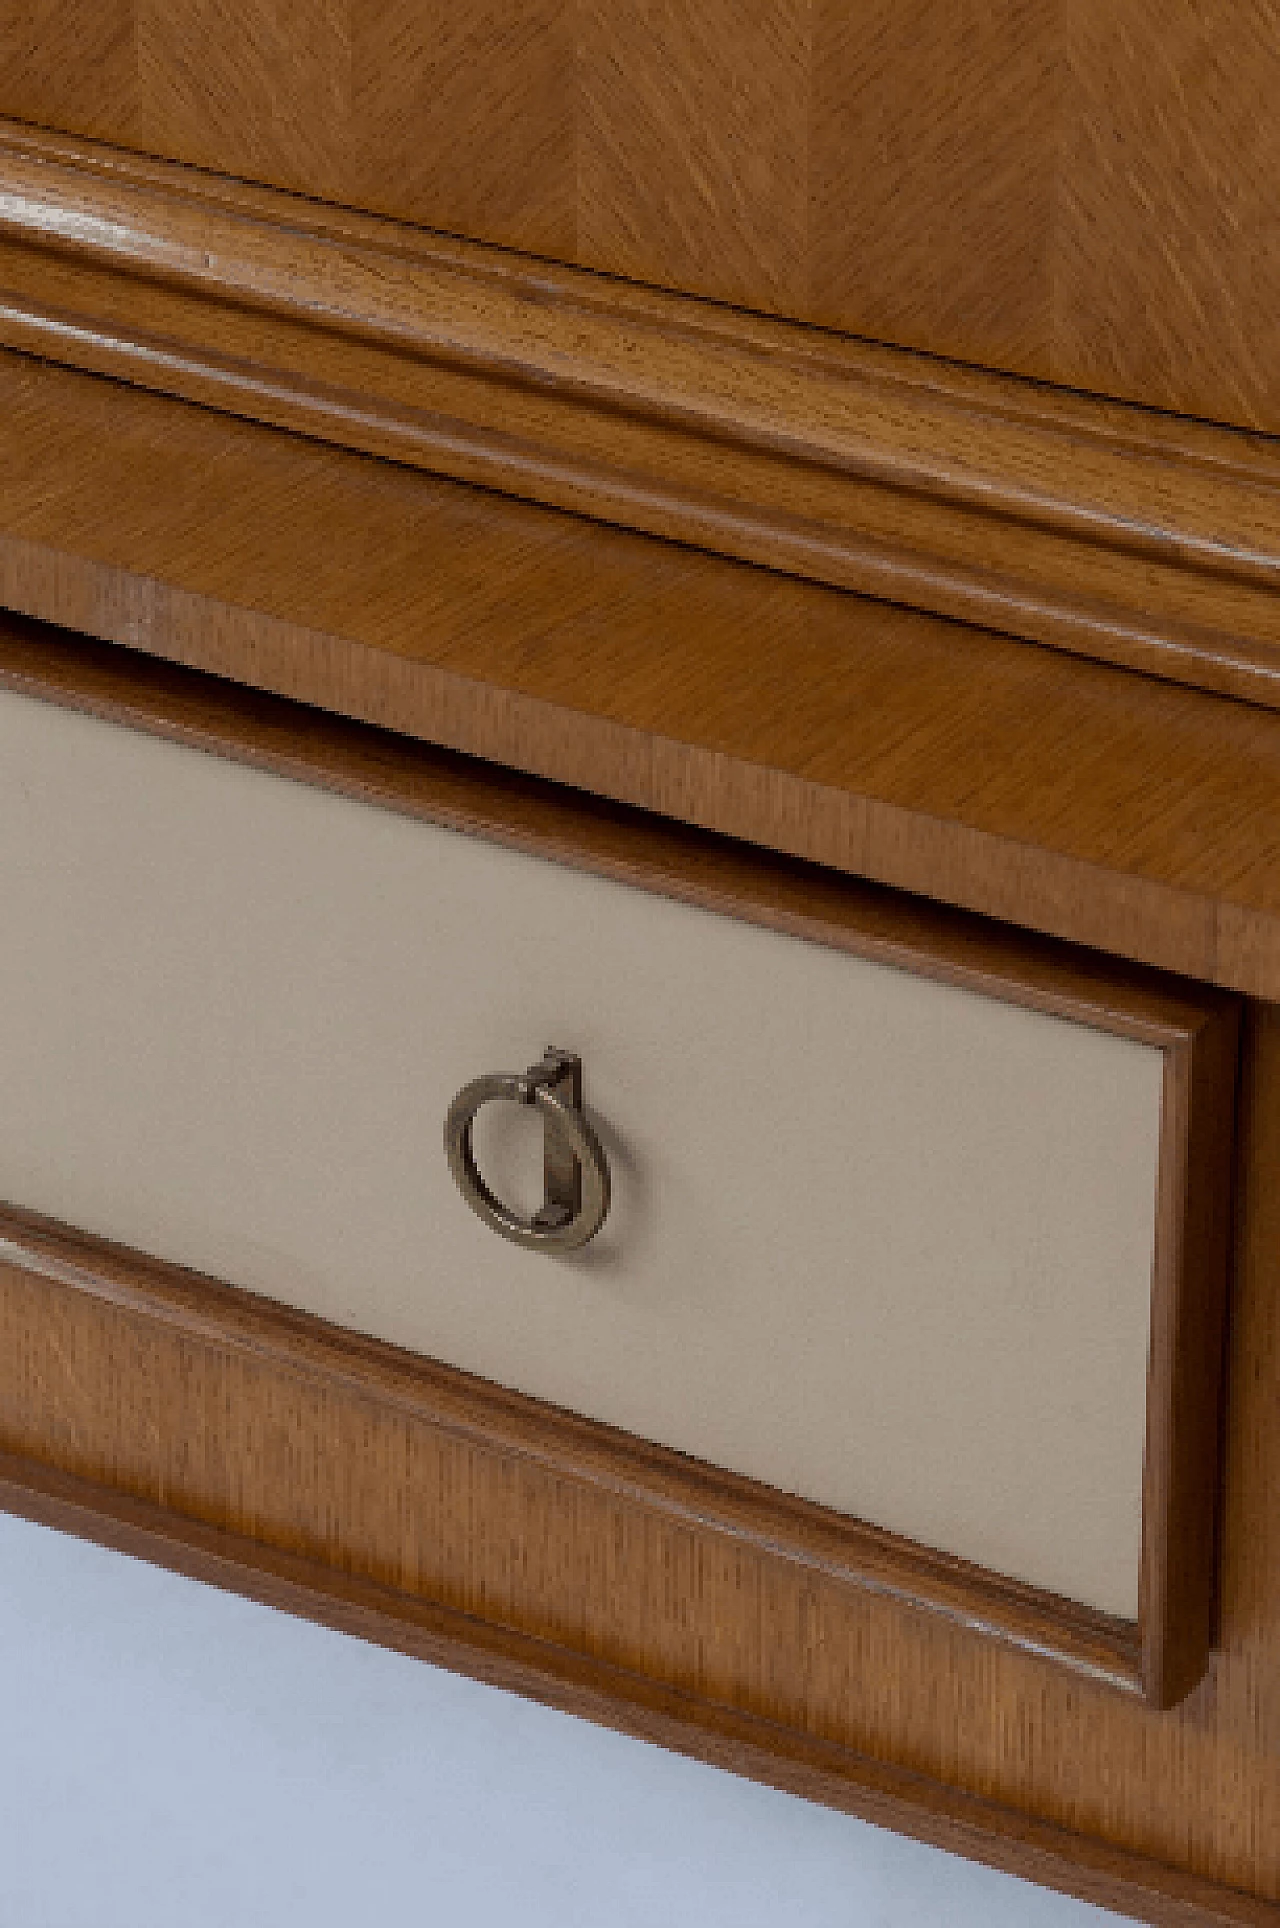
(0, 616, 1240, 1723)
(0, 1189, 1262, 1928)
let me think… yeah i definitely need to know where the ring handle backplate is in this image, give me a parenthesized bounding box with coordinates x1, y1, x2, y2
(444, 1047, 611, 1253)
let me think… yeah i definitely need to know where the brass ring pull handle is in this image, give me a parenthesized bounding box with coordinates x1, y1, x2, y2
(444, 1047, 611, 1253)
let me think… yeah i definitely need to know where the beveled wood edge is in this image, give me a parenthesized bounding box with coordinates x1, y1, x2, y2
(3, 529, 1280, 1007)
(0, 1253, 1271, 1928)
(0, 1200, 1143, 1696)
(0, 1460, 1269, 1928)
(1139, 1009, 1243, 1706)
(0, 629, 1243, 1701)
(2, 117, 1280, 709)
(0, 614, 1237, 1046)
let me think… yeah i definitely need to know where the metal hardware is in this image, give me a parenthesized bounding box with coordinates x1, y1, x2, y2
(444, 1047, 611, 1253)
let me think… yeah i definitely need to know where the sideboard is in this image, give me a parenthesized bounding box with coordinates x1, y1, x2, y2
(0, 10, 1278, 1923)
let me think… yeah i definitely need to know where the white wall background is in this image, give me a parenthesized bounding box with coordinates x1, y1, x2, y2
(0, 1511, 1122, 1926)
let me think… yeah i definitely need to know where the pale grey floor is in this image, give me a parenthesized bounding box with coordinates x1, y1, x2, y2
(0, 1510, 1122, 1926)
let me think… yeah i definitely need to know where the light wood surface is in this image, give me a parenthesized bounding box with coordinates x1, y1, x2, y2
(2, 3, 1279, 432)
(1, 121, 1277, 710)
(0, 649, 1241, 1697)
(4, 360, 1280, 1004)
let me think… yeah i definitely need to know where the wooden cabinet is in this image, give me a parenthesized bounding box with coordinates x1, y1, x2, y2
(0, 8, 1278, 1922)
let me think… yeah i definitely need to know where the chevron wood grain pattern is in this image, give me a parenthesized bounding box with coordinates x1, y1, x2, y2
(5, 350, 1280, 1002)
(1, 120, 1279, 712)
(137, 0, 351, 209)
(576, 0, 811, 314)
(0, 0, 137, 141)
(350, 1, 576, 260)
(1, 3, 1279, 430)
(1051, 4, 1280, 434)
(811, 0, 1058, 378)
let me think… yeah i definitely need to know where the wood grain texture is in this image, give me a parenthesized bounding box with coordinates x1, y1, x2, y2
(2, 120, 1280, 710)
(0, 623, 1242, 1700)
(0, 1056, 1275, 1928)
(811, 0, 1058, 374)
(1053, 3, 1280, 432)
(349, 1, 576, 259)
(0, 0, 138, 143)
(577, 0, 810, 314)
(4, 355, 1280, 1002)
(137, 0, 351, 207)
(4, 2, 1280, 428)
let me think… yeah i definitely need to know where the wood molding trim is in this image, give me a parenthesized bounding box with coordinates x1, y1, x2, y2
(0, 1205, 1270, 1928)
(0, 628, 1242, 1703)
(2, 117, 1280, 711)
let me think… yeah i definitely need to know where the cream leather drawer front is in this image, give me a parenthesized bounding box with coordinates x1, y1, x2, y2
(0, 689, 1165, 1622)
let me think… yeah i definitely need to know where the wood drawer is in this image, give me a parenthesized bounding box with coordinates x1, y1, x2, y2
(0, 674, 1238, 1709)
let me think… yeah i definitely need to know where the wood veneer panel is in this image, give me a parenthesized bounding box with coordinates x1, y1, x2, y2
(136, 0, 350, 209)
(811, 0, 1057, 376)
(3, 356, 1280, 1000)
(0, 0, 137, 143)
(349, 0, 576, 260)
(4, 3, 1280, 427)
(1053, 3, 1280, 432)
(577, 0, 810, 315)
